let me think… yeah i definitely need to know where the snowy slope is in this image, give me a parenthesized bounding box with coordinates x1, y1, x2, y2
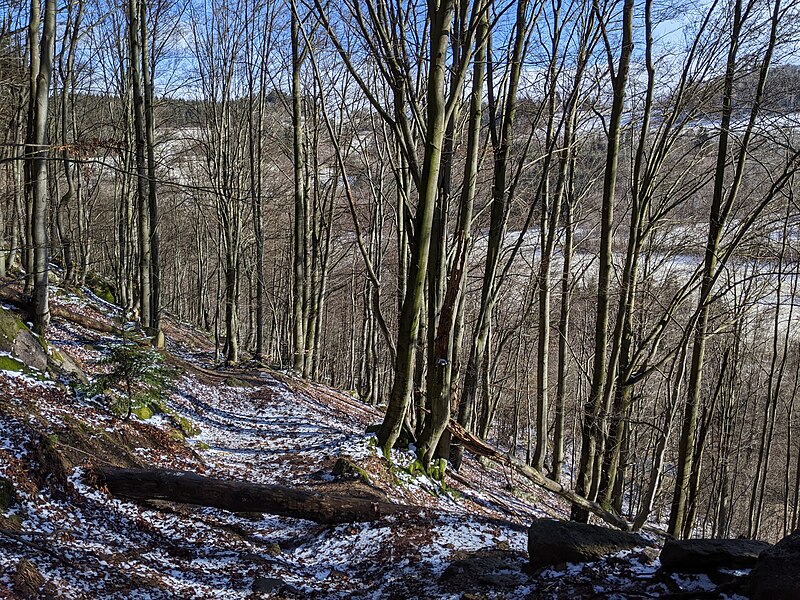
(0, 286, 733, 599)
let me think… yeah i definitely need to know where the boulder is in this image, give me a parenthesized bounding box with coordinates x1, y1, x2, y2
(441, 549, 529, 591)
(251, 575, 299, 596)
(748, 530, 800, 600)
(50, 347, 88, 385)
(252, 576, 286, 593)
(660, 538, 770, 573)
(527, 518, 649, 568)
(0, 306, 48, 373)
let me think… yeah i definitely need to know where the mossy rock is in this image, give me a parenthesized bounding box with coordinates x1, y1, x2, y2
(0, 476, 17, 510)
(332, 457, 371, 483)
(84, 271, 117, 304)
(131, 400, 165, 421)
(131, 404, 156, 420)
(173, 414, 200, 437)
(0, 307, 25, 345)
(0, 353, 46, 380)
(224, 376, 252, 388)
(48, 347, 88, 385)
(0, 353, 25, 372)
(0, 307, 48, 373)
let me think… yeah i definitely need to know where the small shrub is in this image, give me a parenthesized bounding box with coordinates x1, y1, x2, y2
(85, 342, 174, 420)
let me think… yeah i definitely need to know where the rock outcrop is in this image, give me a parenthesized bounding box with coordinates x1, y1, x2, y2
(528, 518, 649, 568)
(0, 306, 48, 373)
(659, 538, 770, 573)
(0, 305, 86, 383)
(748, 530, 800, 600)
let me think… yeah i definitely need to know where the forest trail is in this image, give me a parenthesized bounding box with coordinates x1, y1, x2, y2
(0, 284, 725, 598)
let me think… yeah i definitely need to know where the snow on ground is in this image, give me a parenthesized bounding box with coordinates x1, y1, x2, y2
(0, 287, 734, 598)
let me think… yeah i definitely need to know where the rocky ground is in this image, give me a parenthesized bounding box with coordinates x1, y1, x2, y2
(0, 282, 781, 599)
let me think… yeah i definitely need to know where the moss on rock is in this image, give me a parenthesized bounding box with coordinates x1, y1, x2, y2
(84, 271, 117, 304)
(0, 354, 25, 372)
(131, 404, 155, 420)
(0, 307, 49, 373)
(224, 376, 251, 388)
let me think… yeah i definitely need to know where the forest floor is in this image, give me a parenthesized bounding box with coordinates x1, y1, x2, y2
(0, 284, 738, 598)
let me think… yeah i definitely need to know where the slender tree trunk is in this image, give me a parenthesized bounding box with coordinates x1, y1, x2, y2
(377, 0, 456, 455)
(669, 0, 780, 537)
(291, 3, 307, 374)
(30, 0, 56, 335)
(128, 0, 151, 329)
(140, 0, 160, 340)
(572, 0, 635, 522)
(459, 0, 530, 446)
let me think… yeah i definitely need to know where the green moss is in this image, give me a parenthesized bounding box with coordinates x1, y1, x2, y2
(131, 404, 155, 420)
(429, 458, 447, 481)
(173, 414, 200, 437)
(0, 307, 24, 346)
(395, 457, 455, 496)
(0, 354, 25, 372)
(84, 271, 116, 304)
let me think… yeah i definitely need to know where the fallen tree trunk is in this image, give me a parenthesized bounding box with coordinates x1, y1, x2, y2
(447, 421, 632, 531)
(0, 287, 120, 335)
(93, 467, 418, 524)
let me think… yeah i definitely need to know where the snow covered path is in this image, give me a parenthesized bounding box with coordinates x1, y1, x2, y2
(170, 373, 375, 487)
(0, 334, 535, 598)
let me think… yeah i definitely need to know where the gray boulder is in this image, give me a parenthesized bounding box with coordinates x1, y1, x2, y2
(749, 530, 800, 600)
(528, 518, 649, 568)
(660, 538, 770, 573)
(0, 306, 48, 373)
(441, 549, 528, 590)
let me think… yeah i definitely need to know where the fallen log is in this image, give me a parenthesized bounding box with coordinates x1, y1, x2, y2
(93, 467, 418, 524)
(447, 421, 632, 531)
(0, 287, 119, 335)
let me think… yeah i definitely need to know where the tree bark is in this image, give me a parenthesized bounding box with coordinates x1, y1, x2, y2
(30, 0, 56, 335)
(376, 0, 456, 455)
(93, 467, 418, 524)
(572, 0, 634, 522)
(448, 421, 632, 531)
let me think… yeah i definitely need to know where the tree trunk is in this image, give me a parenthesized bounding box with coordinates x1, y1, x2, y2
(93, 467, 418, 524)
(668, 0, 780, 537)
(30, 0, 56, 335)
(376, 0, 456, 455)
(140, 0, 160, 338)
(291, 3, 307, 375)
(128, 0, 151, 329)
(572, 0, 634, 522)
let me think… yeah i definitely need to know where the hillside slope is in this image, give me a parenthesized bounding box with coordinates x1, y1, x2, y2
(0, 284, 725, 599)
